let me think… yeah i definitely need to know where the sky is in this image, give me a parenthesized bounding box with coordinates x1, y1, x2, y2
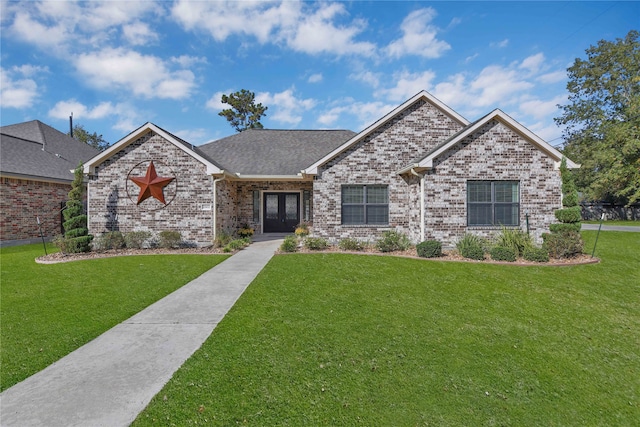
(1, 1, 637, 147)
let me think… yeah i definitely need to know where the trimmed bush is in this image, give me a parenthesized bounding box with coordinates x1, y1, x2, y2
(158, 231, 182, 249)
(542, 231, 584, 259)
(56, 165, 93, 253)
(304, 237, 329, 250)
(124, 231, 152, 249)
(223, 238, 250, 253)
(549, 222, 582, 233)
(416, 240, 442, 258)
(94, 231, 125, 251)
(376, 230, 411, 253)
(562, 191, 579, 208)
(523, 246, 550, 263)
(555, 206, 582, 224)
(456, 234, 486, 260)
(490, 246, 517, 262)
(280, 235, 298, 253)
(338, 238, 365, 251)
(213, 229, 234, 248)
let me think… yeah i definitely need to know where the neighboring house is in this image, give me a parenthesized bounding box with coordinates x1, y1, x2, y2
(83, 91, 577, 248)
(0, 120, 100, 243)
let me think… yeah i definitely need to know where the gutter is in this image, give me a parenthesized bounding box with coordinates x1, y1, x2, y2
(410, 168, 425, 242)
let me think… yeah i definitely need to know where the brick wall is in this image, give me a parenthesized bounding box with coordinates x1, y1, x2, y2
(313, 99, 465, 243)
(88, 131, 215, 246)
(0, 177, 70, 241)
(312, 102, 561, 247)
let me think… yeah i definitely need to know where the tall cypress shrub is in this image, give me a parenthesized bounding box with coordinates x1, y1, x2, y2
(543, 158, 584, 257)
(60, 164, 93, 253)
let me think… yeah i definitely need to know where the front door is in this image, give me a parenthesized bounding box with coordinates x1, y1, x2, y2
(264, 192, 300, 232)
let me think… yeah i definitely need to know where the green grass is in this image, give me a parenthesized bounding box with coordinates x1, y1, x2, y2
(134, 231, 640, 426)
(583, 219, 640, 226)
(0, 244, 228, 391)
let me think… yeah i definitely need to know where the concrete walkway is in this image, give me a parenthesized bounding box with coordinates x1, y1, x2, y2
(581, 224, 640, 232)
(0, 238, 282, 427)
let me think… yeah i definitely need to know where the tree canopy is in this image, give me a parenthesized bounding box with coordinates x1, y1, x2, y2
(218, 89, 268, 132)
(70, 124, 110, 151)
(556, 30, 640, 206)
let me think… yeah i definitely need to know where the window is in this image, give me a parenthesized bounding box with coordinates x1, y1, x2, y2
(252, 190, 260, 223)
(467, 181, 519, 226)
(341, 185, 389, 225)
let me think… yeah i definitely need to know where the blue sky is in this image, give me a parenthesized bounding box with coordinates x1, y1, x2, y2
(1, 1, 637, 146)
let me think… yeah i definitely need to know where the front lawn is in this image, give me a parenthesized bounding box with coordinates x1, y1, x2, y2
(0, 244, 228, 391)
(135, 231, 640, 426)
(583, 219, 640, 226)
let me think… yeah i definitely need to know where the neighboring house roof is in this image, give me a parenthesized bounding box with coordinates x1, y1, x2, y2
(397, 109, 579, 174)
(198, 129, 356, 177)
(303, 90, 470, 175)
(1, 120, 100, 183)
(83, 122, 224, 175)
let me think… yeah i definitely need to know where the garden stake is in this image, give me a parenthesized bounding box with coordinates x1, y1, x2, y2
(525, 210, 530, 235)
(591, 213, 605, 258)
(37, 216, 47, 255)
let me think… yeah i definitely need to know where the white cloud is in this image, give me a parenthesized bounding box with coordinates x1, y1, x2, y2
(469, 65, 534, 107)
(256, 88, 316, 125)
(122, 21, 159, 46)
(173, 128, 209, 145)
(519, 53, 545, 75)
(171, 55, 208, 68)
(464, 53, 479, 64)
(537, 70, 566, 84)
(376, 70, 437, 102)
(308, 73, 323, 83)
(74, 48, 195, 99)
(0, 66, 39, 109)
(350, 70, 381, 88)
(48, 99, 116, 120)
(519, 95, 566, 120)
(206, 90, 233, 111)
(317, 99, 396, 129)
(490, 38, 509, 48)
(386, 8, 450, 59)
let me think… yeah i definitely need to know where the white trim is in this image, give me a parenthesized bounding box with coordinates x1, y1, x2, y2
(83, 123, 222, 175)
(232, 174, 309, 181)
(303, 91, 470, 175)
(412, 109, 579, 171)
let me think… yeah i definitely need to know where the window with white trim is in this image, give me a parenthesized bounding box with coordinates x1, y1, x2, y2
(467, 181, 519, 226)
(341, 185, 389, 225)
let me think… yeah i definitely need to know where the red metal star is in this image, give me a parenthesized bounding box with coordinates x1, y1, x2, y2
(129, 161, 175, 205)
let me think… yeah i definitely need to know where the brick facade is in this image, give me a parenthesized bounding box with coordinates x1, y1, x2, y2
(312, 99, 465, 243)
(0, 177, 70, 241)
(88, 131, 215, 246)
(312, 101, 562, 247)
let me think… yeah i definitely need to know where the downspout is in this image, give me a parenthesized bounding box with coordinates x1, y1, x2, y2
(211, 174, 226, 242)
(410, 168, 425, 242)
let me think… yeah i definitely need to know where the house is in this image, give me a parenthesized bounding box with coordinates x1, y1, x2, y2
(83, 91, 577, 248)
(0, 120, 100, 244)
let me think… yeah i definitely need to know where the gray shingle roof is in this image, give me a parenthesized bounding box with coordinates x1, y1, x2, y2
(198, 129, 357, 175)
(1, 120, 100, 182)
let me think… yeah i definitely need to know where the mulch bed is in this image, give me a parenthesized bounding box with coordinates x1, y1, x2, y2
(36, 244, 599, 266)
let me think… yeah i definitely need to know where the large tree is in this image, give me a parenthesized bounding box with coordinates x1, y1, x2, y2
(70, 124, 110, 151)
(218, 89, 268, 132)
(556, 30, 640, 206)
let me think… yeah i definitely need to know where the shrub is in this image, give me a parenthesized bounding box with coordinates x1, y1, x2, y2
(490, 246, 517, 262)
(304, 237, 329, 250)
(562, 191, 579, 208)
(59, 164, 93, 253)
(280, 235, 298, 253)
(523, 246, 550, 263)
(93, 231, 126, 251)
(338, 238, 365, 251)
(549, 222, 582, 233)
(158, 231, 182, 249)
(416, 240, 442, 258)
(237, 224, 254, 238)
(124, 231, 152, 249)
(542, 231, 584, 259)
(376, 230, 411, 253)
(223, 238, 250, 253)
(494, 227, 532, 257)
(294, 223, 310, 238)
(456, 234, 486, 260)
(213, 229, 234, 248)
(53, 234, 92, 254)
(555, 206, 582, 224)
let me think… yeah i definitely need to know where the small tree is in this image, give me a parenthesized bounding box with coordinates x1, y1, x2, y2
(59, 164, 93, 253)
(70, 124, 110, 151)
(218, 89, 268, 132)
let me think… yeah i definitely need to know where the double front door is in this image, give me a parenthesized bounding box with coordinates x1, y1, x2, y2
(263, 192, 300, 232)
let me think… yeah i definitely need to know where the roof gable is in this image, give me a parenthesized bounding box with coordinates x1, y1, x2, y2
(303, 91, 470, 175)
(83, 123, 223, 175)
(398, 109, 579, 174)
